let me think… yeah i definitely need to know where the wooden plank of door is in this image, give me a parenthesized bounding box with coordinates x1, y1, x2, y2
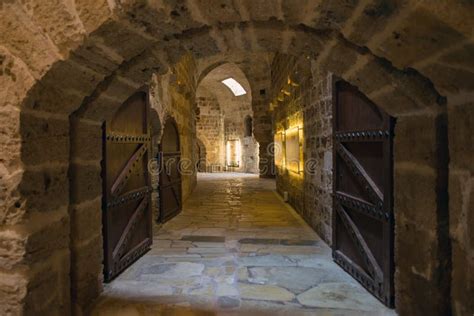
(110, 143, 148, 197)
(335, 203, 383, 283)
(336, 142, 383, 205)
(112, 196, 148, 260)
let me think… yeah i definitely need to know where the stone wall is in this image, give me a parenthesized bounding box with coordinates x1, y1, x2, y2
(195, 95, 225, 170)
(242, 136, 260, 174)
(272, 54, 333, 244)
(149, 54, 198, 202)
(304, 68, 334, 244)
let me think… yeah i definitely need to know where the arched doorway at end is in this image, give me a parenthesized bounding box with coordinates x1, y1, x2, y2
(158, 117, 182, 223)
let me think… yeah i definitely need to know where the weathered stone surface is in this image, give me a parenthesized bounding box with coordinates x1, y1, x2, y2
(297, 282, 383, 311)
(373, 7, 466, 68)
(0, 272, 27, 315)
(0, 230, 25, 269)
(70, 198, 102, 243)
(69, 119, 102, 161)
(449, 103, 474, 171)
(75, 0, 112, 33)
(239, 283, 295, 301)
(21, 0, 86, 55)
(19, 166, 69, 213)
(71, 236, 103, 308)
(394, 166, 438, 228)
(142, 262, 205, 279)
(247, 266, 352, 293)
(20, 112, 69, 165)
(68, 163, 101, 204)
(394, 114, 438, 167)
(217, 295, 240, 309)
(25, 211, 70, 263)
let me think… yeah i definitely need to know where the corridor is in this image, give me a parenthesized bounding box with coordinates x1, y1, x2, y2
(92, 173, 393, 315)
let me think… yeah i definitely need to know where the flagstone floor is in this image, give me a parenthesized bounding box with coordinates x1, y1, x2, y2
(91, 173, 395, 316)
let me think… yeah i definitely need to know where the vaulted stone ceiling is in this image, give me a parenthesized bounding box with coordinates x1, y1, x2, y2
(197, 63, 252, 117)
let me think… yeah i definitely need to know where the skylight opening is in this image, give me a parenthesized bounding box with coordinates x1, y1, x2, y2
(221, 78, 247, 96)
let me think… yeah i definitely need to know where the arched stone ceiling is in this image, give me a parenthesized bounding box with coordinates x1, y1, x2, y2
(197, 62, 253, 117)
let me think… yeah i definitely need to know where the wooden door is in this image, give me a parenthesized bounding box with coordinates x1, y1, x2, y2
(158, 118, 182, 222)
(102, 91, 152, 282)
(332, 80, 395, 306)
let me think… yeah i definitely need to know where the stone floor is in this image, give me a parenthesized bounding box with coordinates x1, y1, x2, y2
(91, 173, 396, 315)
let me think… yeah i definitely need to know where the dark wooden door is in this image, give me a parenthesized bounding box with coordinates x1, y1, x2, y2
(102, 91, 152, 282)
(159, 118, 182, 222)
(332, 80, 395, 307)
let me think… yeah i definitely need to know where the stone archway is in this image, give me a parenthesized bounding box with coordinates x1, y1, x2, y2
(1, 2, 473, 315)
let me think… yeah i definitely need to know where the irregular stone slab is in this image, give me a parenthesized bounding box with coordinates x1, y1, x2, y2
(216, 284, 239, 297)
(188, 247, 229, 254)
(217, 296, 241, 309)
(238, 255, 297, 267)
(192, 228, 227, 236)
(280, 239, 320, 246)
(192, 242, 226, 248)
(187, 284, 215, 296)
(239, 283, 295, 302)
(105, 281, 174, 298)
(141, 262, 205, 279)
(181, 235, 226, 242)
(239, 238, 280, 245)
(297, 282, 385, 311)
(247, 266, 353, 293)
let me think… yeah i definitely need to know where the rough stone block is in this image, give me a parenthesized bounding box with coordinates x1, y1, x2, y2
(451, 242, 474, 316)
(0, 46, 36, 107)
(394, 114, 438, 167)
(19, 166, 69, 214)
(193, 0, 241, 23)
(71, 42, 122, 76)
(70, 198, 102, 244)
(421, 63, 474, 96)
(0, 2, 60, 77)
(75, 0, 112, 33)
(69, 163, 101, 204)
(90, 20, 154, 61)
(71, 236, 103, 307)
(0, 272, 27, 315)
(0, 169, 24, 226)
(311, 0, 359, 30)
(70, 119, 102, 162)
(373, 7, 466, 68)
(25, 212, 70, 264)
(20, 112, 69, 166)
(25, 250, 70, 315)
(180, 30, 220, 59)
(394, 166, 437, 229)
(243, 0, 282, 21)
(0, 231, 26, 270)
(319, 39, 358, 76)
(40, 59, 105, 98)
(448, 103, 474, 171)
(344, 0, 407, 45)
(77, 94, 122, 122)
(23, 0, 86, 55)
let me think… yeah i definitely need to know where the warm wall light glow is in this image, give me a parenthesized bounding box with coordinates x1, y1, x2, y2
(226, 139, 241, 167)
(221, 78, 247, 96)
(274, 132, 285, 168)
(285, 127, 303, 174)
